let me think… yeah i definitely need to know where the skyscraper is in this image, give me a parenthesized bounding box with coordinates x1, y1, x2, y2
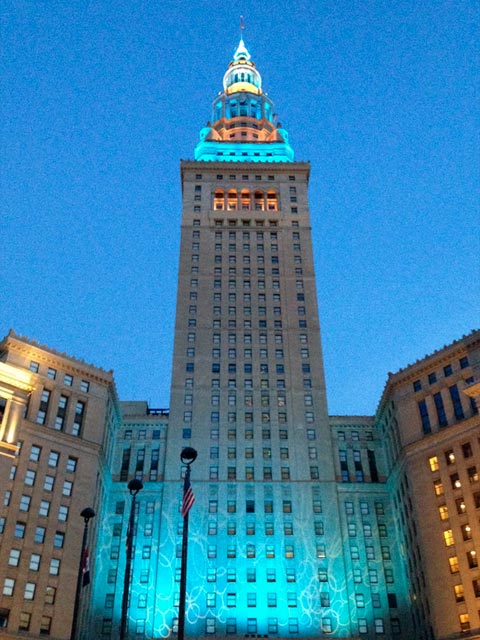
(155, 37, 411, 639)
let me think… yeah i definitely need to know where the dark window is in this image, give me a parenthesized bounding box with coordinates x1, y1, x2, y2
(434, 392, 448, 427)
(418, 400, 431, 434)
(449, 385, 464, 420)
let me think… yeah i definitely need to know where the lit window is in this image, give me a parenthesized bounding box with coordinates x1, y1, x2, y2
(443, 529, 454, 546)
(454, 584, 464, 602)
(438, 505, 449, 520)
(433, 479, 444, 496)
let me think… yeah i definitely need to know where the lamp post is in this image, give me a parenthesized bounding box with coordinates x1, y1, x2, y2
(120, 478, 143, 640)
(70, 507, 95, 640)
(178, 447, 197, 640)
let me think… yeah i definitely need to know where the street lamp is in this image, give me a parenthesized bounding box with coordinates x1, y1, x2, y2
(70, 507, 95, 640)
(120, 478, 143, 640)
(178, 447, 197, 640)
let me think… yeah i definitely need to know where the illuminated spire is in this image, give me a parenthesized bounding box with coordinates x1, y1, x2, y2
(195, 36, 294, 163)
(233, 37, 251, 62)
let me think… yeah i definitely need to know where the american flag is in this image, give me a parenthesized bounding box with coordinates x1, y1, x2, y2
(82, 548, 90, 587)
(181, 476, 195, 518)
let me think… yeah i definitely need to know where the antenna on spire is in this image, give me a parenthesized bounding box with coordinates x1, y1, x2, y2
(240, 15, 245, 35)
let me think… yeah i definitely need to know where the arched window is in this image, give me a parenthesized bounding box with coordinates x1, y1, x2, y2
(267, 190, 278, 212)
(227, 190, 238, 211)
(240, 190, 251, 210)
(214, 190, 225, 211)
(254, 191, 265, 211)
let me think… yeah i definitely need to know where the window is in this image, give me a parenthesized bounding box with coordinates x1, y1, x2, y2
(467, 550, 478, 568)
(449, 384, 464, 420)
(438, 505, 449, 520)
(462, 442, 473, 458)
(58, 505, 69, 522)
(450, 473, 461, 489)
(472, 579, 480, 597)
(30, 445, 41, 461)
(418, 400, 431, 433)
(374, 618, 384, 634)
(355, 593, 365, 608)
(443, 529, 454, 546)
(54, 531, 65, 548)
(454, 584, 464, 602)
(14, 522, 26, 538)
(428, 456, 439, 471)
(49, 558, 60, 575)
(24, 582, 36, 600)
(66, 457, 78, 473)
(63, 481, 73, 497)
(247, 592, 256, 607)
(25, 469, 36, 486)
(461, 523, 473, 540)
(8, 549, 20, 566)
(18, 611, 30, 630)
(358, 618, 368, 634)
(448, 556, 459, 573)
(433, 479, 444, 496)
(48, 451, 59, 467)
(40, 616, 52, 634)
(433, 392, 448, 427)
(3, 578, 15, 596)
(35, 527, 46, 543)
(64, 374, 73, 386)
(19, 494, 31, 512)
(287, 592, 297, 608)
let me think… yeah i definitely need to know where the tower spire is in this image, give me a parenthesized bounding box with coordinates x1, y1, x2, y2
(194, 34, 294, 162)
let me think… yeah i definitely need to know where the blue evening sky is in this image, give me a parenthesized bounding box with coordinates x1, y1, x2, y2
(2, 1, 479, 415)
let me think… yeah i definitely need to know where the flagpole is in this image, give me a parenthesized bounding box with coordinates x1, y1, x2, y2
(70, 507, 95, 640)
(178, 447, 197, 640)
(120, 478, 143, 640)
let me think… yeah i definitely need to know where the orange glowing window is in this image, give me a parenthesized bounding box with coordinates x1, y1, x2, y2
(227, 190, 238, 211)
(241, 190, 251, 210)
(214, 190, 225, 211)
(267, 190, 278, 212)
(254, 191, 264, 211)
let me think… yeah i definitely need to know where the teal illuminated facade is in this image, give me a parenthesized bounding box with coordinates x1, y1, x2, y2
(87, 38, 415, 640)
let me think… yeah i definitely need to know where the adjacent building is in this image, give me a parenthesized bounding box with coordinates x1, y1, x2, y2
(0, 37, 478, 640)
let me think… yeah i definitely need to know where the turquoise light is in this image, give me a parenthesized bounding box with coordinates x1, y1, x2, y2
(194, 139, 294, 163)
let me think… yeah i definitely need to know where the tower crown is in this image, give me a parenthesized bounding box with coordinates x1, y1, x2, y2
(195, 38, 294, 163)
(223, 38, 262, 95)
